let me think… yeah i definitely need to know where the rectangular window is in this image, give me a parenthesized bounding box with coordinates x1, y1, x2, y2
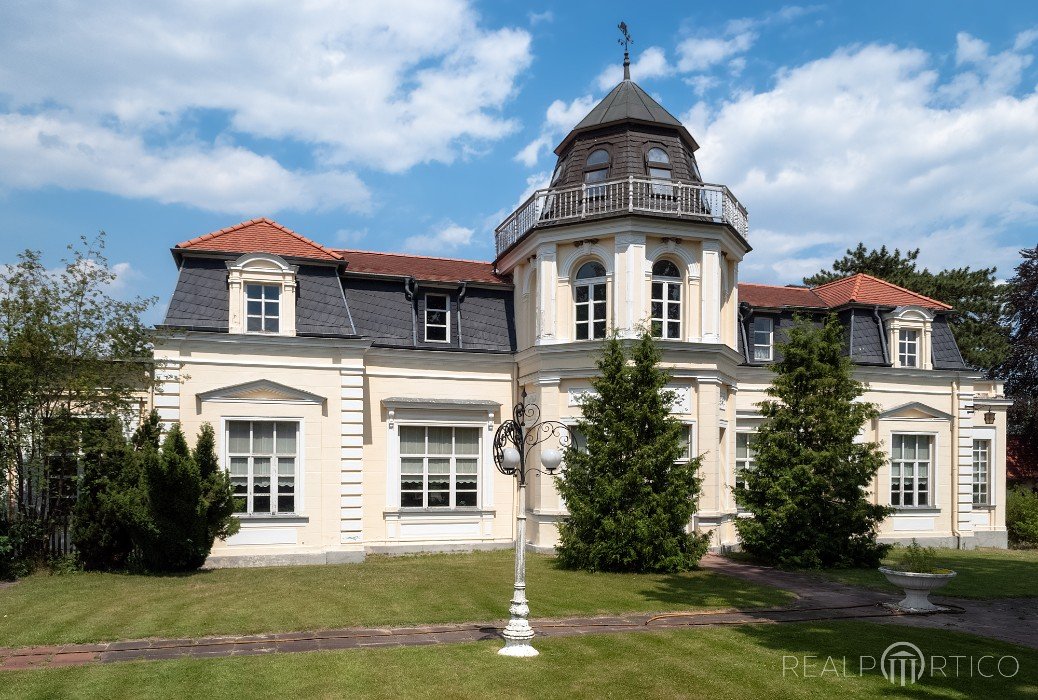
(676, 424, 694, 463)
(973, 439, 991, 506)
(752, 317, 774, 361)
(424, 294, 449, 342)
(245, 284, 281, 333)
(575, 283, 607, 340)
(651, 280, 682, 339)
(399, 426, 479, 508)
(735, 432, 756, 495)
(891, 434, 931, 508)
(227, 420, 298, 515)
(898, 329, 918, 367)
(648, 167, 674, 196)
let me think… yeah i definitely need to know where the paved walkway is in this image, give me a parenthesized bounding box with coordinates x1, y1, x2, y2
(2, 554, 1032, 671)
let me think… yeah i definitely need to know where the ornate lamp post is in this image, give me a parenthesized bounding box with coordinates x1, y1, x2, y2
(492, 392, 573, 657)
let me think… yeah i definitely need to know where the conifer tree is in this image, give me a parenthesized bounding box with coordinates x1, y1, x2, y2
(998, 245, 1038, 483)
(71, 417, 144, 570)
(193, 422, 239, 542)
(556, 332, 709, 573)
(139, 423, 209, 571)
(736, 316, 892, 568)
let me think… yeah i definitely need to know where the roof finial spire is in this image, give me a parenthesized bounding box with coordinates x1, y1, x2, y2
(617, 21, 633, 80)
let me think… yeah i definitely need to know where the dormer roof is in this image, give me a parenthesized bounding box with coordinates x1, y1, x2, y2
(812, 273, 952, 310)
(174, 218, 343, 262)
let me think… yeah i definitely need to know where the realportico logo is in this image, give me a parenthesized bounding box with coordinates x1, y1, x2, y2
(881, 642, 926, 686)
(782, 640, 1020, 687)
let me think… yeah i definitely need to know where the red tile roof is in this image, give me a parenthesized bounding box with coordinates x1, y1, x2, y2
(335, 249, 509, 285)
(738, 283, 828, 309)
(175, 218, 343, 262)
(812, 273, 951, 310)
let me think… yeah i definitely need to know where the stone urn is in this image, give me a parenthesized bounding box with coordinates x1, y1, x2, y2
(878, 567, 957, 612)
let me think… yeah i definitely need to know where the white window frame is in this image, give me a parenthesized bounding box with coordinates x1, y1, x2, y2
(396, 424, 482, 509)
(735, 431, 757, 505)
(972, 438, 991, 506)
(675, 422, 695, 464)
(424, 293, 450, 343)
(574, 263, 608, 341)
(898, 328, 919, 368)
(223, 417, 304, 517)
(890, 433, 935, 509)
(752, 316, 774, 362)
(245, 283, 282, 334)
(651, 262, 683, 340)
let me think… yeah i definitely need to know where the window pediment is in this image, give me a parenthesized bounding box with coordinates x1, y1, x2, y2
(197, 380, 326, 406)
(878, 402, 952, 421)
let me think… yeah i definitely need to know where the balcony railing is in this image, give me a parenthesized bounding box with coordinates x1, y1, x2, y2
(494, 176, 749, 257)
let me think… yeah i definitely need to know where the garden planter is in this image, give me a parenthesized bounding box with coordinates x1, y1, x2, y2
(878, 567, 956, 612)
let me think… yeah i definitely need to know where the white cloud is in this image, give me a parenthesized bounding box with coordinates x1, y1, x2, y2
(515, 95, 597, 167)
(677, 32, 757, 73)
(0, 113, 370, 214)
(0, 0, 532, 213)
(595, 46, 672, 90)
(528, 10, 553, 25)
(684, 33, 1038, 283)
(403, 221, 475, 253)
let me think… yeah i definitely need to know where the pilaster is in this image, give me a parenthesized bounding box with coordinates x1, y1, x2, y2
(701, 241, 722, 343)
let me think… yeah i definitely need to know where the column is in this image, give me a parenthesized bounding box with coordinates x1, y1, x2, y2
(534, 243, 558, 344)
(955, 391, 976, 540)
(701, 241, 722, 344)
(614, 233, 646, 337)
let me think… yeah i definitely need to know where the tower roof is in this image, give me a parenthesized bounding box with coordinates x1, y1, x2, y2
(555, 78, 698, 154)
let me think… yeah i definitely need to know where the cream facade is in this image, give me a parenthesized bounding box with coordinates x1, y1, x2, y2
(153, 71, 1009, 566)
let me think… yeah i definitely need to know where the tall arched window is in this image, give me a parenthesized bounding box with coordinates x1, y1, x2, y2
(574, 261, 607, 340)
(651, 259, 682, 339)
(646, 146, 673, 196)
(584, 149, 610, 196)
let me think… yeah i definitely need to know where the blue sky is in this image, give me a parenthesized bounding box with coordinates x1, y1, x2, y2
(2, 1, 1037, 323)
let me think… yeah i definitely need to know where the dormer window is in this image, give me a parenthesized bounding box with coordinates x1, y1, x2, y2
(752, 316, 774, 361)
(226, 253, 298, 336)
(424, 294, 450, 342)
(898, 329, 919, 367)
(886, 306, 933, 369)
(246, 284, 281, 333)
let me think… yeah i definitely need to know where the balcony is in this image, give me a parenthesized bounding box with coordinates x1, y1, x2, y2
(495, 176, 749, 257)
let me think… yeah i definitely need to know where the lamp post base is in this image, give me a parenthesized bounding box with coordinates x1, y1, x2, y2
(498, 624, 539, 657)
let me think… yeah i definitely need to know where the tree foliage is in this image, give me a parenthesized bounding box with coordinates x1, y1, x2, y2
(70, 414, 238, 573)
(736, 316, 892, 569)
(555, 333, 710, 573)
(998, 245, 1038, 484)
(805, 243, 1008, 371)
(0, 234, 155, 562)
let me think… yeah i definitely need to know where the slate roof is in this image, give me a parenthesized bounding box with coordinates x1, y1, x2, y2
(296, 265, 355, 337)
(556, 78, 698, 154)
(162, 257, 230, 331)
(738, 283, 827, 309)
(812, 273, 952, 310)
(176, 218, 343, 262)
(336, 249, 509, 285)
(931, 315, 967, 369)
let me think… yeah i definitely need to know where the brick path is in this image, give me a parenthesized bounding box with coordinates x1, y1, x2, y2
(2, 553, 1031, 671)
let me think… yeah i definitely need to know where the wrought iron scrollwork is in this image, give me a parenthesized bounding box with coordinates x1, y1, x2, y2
(493, 400, 574, 486)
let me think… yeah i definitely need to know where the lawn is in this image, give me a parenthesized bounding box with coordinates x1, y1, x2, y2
(0, 550, 791, 648)
(812, 548, 1038, 599)
(2, 621, 1035, 699)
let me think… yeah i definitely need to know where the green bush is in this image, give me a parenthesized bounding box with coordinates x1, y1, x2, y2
(1007, 487, 1038, 548)
(70, 417, 147, 570)
(0, 516, 45, 580)
(887, 540, 951, 574)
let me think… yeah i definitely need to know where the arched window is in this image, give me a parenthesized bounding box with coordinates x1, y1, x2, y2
(550, 158, 566, 186)
(646, 146, 673, 196)
(651, 259, 682, 339)
(647, 147, 670, 164)
(584, 149, 610, 195)
(574, 261, 607, 340)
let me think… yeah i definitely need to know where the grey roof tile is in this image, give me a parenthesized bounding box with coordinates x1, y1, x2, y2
(932, 315, 967, 369)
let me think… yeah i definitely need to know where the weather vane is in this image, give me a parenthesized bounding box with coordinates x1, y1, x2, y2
(618, 22, 633, 79)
